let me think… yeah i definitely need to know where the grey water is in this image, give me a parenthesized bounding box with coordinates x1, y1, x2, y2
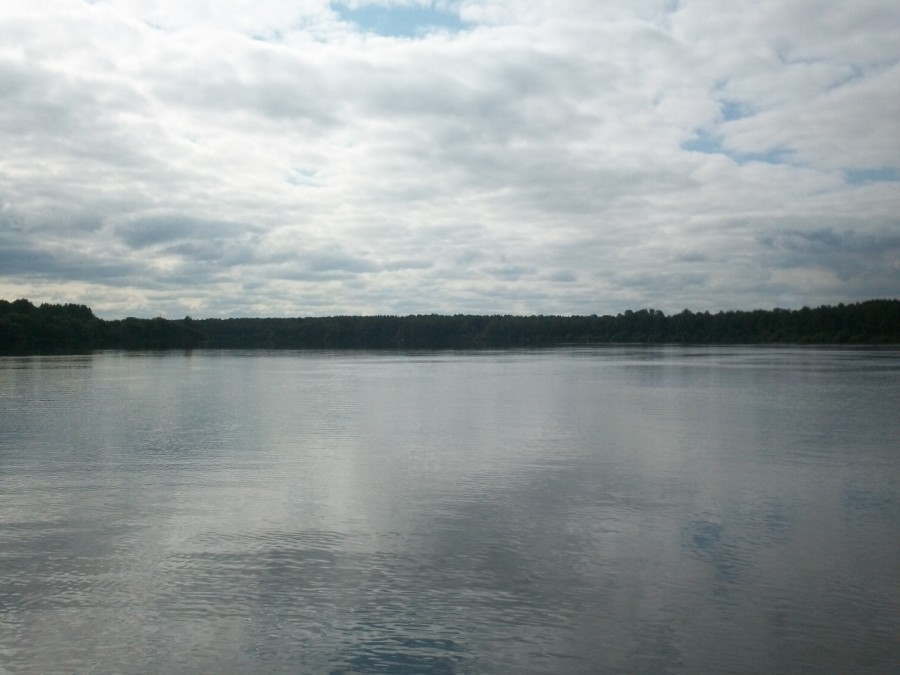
(1, 347, 898, 674)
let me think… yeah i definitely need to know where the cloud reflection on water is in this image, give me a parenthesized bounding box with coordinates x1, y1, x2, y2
(0, 348, 898, 673)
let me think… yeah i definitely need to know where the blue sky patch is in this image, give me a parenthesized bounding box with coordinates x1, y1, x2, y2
(682, 129, 721, 154)
(333, 2, 467, 37)
(845, 167, 899, 185)
(683, 130, 789, 166)
(720, 100, 749, 121)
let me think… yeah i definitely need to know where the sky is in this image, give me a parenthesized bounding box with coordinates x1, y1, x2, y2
(1, 0, 898, 319)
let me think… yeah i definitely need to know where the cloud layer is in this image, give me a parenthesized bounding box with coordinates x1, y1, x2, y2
(2, 0, 898, 317)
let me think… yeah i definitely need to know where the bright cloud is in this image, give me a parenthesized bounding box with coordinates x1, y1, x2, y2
(1, 0, 898, 317)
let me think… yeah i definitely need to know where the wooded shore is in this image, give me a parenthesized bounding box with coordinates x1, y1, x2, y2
(1, 298, 898, 353)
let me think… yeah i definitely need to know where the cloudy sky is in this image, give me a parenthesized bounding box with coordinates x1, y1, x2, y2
(1, 0, 898, 318)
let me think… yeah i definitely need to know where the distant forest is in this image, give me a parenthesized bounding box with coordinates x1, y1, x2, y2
(1, 298, 898, 353)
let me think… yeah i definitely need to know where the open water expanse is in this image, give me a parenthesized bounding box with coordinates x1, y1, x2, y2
(1, 347, 898, 673)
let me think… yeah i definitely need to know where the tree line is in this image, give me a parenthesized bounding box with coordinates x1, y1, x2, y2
(1, 298, 898, 353)
(0, 299, 205, 352)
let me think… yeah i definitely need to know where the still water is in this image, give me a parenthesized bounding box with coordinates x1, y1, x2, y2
(1, 347, 898, 673)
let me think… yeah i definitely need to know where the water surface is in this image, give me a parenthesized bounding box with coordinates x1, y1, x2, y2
(1, 347, 898, 673)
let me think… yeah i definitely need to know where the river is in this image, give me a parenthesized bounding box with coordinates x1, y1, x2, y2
(1, 347, 898, 673)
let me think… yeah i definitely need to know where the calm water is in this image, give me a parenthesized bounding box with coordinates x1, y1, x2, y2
(1, 347, 898, 673)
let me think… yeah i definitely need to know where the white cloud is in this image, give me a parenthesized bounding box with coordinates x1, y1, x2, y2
(1, 0, 898, 318)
